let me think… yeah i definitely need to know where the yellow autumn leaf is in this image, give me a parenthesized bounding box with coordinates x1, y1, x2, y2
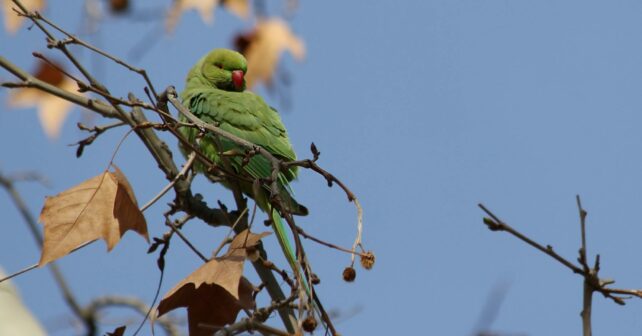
(235, 18, 305, 89)
(38, 166, 149, 267)
(2, 0, 45, 34)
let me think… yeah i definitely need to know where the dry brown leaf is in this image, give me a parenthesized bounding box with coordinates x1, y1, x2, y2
(2, 0, 45, 34)
(8, 60, 80, 139)
(234, 18, 305, 89)
(165, 0, 217, 32)
(227, 229, 271, 253)
(222, 0, 248, 19)
(165, 0, 248, 32)
(108, 0, 129, 14)
(158, 276, 254, 336)
(157, 230, 269, 334)
(38, 166, 149, 267)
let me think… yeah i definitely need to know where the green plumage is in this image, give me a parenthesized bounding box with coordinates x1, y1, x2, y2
(179, 49, 306, 274)
(179, 49, 306, 216)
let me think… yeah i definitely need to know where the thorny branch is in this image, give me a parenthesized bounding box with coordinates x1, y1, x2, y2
(479, 197, 642, 336)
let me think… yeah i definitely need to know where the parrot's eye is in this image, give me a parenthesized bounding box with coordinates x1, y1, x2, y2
(214, 63, 223, 69)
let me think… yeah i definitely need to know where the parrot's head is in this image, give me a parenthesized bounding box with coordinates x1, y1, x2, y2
(201, 49, 247, 92)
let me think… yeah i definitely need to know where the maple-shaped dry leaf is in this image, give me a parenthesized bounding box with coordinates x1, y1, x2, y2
(157, 230, 269, 334)
(2, 0, 45, 34)
(8, 60, 80, 139)
(38, 166, 149, 267)
(234, 18, 305, 89)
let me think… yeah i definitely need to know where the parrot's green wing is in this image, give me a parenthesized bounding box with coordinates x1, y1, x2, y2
(180, 84, 306, 215)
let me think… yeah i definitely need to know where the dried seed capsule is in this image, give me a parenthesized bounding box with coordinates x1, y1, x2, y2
(360, 251, 375, 270)
(342, 266, 356, 282)
(302, 315, 317, 332)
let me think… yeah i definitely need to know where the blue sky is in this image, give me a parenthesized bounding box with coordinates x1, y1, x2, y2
(3, 0, 642, 335)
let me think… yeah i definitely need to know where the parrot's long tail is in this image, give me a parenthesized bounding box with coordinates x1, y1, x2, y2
(270, 210, 330, 329)
(270, 209, 303, 284)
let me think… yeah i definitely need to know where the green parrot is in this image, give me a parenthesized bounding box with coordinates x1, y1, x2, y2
(179, 48, 307, 277)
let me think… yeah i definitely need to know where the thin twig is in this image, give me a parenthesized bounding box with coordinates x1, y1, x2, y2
(32, 12, 160, 100)
(83, 296, 179, 336)
(260, 257, 296, 290)
(213, 317, 290, 336)
(350, 198, 364, 265)
(73, 121, 126, 157)
(11, 0, 104, 91)
(285, 157, 356, 202)
(576, 196, 592, 336)
(478, 203, 584, 275)
(140, 152, 196, 212)
(212, 207, 249, 258)
(296, 226, 367, 257)
(166, 216, 208, 262)
(253, 293, 298, 322)
(479, 199, 642, 331)
(577, 195, 589, 271)
(0, 264, 38, 283)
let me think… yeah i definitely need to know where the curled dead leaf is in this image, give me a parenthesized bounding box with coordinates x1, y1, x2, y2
(8, 60, 80, 139)
(2, 0, 45, 34)
(38, 166, 149, 267)
(234, 18, 305, 89)
(157, 230, 269, 334)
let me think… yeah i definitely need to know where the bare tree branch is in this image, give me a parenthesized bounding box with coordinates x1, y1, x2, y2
(0, 56, 119, 119)
(479, 198, 642, 336)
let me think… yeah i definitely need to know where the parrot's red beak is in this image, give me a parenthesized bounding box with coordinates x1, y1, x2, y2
(232, 70, 244, 90)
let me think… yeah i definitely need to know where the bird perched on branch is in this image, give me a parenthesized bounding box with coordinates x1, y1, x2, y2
(179, 48, 307, 275)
